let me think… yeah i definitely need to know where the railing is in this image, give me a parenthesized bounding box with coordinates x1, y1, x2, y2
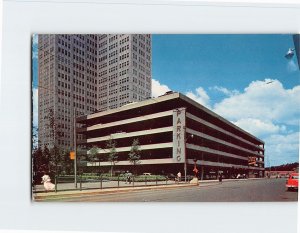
(34, 174, 194, 193)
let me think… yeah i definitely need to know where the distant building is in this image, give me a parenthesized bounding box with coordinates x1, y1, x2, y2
(77, 92, 265, 178)
(38, 34, 152, 149)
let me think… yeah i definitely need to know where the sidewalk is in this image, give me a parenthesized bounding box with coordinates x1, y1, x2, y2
(33, 177, 266, 201)
(33, 182, 197, 201)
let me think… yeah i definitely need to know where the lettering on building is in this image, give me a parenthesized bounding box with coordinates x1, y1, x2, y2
(173, 108, 186, 163)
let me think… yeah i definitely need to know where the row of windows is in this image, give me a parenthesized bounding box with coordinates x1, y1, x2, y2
(109, 35, 118, 43)
(119, 36, 129, 45)
(99, 48, 107, 56)
(58, 81, 71, 90)
(87, 61, 97, 69)
(109, 50, 118, 58)
(57, 90, 70, 99)
(109, 89, 118, 95)
(99, 62, 107, 69)
(120, 44, 129, 53)
(120, 85, 129, 92)
(108, 42, 118, 50)
(109, 65, 118, 73)
(109, 81, 118, 88)
(58, 72, 70, 82)
(99, 77, 108, 84)
(109, 96, 118, 103)
(98, 40, 107, 48)
(99, 55, 107, 62)
(108, 73, 117, 81)
(58, 64, 70, 73)
(119, 69, 129, 76)
(120, 76, 129, 84)
(120, 53, 129, 61)
(58, 47, 70, 57)
(109, 57, 118, 65)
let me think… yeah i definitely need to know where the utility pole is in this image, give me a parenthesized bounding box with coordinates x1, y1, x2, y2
(74, 108, 77, 188)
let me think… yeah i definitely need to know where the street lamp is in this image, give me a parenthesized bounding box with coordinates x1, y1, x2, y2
(73, 108, 77, 188)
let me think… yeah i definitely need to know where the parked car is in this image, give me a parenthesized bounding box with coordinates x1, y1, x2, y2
(143, 173, 152, 176)
(286, 173, 298, 191)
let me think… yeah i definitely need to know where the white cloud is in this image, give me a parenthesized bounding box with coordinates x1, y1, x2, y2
(32, 34, 38, 45)
(232, 118, 286, 138)
(186, 87, 211, 109)
(210, 86, 239, 96)
(33, 88, 38, 127)
(32, 34, 38, 59)
(211, 79, 299, 165)
(264, 132, 299, 166)
(213, 79, 300, 126)
(151, 79, 171, 97)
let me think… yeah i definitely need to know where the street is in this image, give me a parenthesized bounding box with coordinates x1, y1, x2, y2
(48, 178, 298, 202)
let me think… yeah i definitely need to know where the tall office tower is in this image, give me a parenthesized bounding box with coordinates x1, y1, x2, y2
(38, 34, 152, 149)
(38, 34, 98, 149)
(97, 34, 152, 111)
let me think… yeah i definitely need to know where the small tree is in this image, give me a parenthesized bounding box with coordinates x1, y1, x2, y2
(60, 149, 74, 175)
(88, 146, 101, 174)
(32, 146, 43, 184)
(106, 138, 118, 177)
(128, 139, 141, 175)
(49, 145, 63, 176)
(42, 145, 51, 173)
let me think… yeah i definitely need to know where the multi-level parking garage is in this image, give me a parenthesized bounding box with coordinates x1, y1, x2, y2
(76, 92, 265, 179)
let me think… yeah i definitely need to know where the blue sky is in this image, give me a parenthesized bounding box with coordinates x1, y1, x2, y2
(32, 34, 300, 166)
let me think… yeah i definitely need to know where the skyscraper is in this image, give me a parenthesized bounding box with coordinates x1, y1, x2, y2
(37, 34, 152, 149)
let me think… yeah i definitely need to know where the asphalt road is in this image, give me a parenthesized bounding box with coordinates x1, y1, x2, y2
(57, 178, 298, 202)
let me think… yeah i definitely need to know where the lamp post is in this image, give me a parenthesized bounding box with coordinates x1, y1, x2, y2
(73, 107, 77, 188)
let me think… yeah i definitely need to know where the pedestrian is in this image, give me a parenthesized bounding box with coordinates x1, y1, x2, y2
(125, 171, 129, 184)
(41, 172, 55, 191)
(218, 173, 223, 183)
(125, 171, 132, 184)
(177, 171, 182, 183)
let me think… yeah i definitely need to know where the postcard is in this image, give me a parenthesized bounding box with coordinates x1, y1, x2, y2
(31, 34, 299, 202)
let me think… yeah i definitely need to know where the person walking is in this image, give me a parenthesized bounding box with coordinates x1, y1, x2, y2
(125, 171, 132, 184)
(218, 172, 223, 183)
(177, 171, 182, 183)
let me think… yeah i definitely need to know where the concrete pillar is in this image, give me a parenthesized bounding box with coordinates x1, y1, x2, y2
(201, 166, 204, 180)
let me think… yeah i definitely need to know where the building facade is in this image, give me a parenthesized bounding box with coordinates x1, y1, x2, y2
(38, 34, 152, 149)
(77, 92, 265, 179)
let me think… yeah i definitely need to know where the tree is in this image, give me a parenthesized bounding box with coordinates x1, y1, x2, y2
(88, 146, 101, 174)
(42, 145, 51, 173)
(106, 138, 118, 177)
(60, 149, 74, 175)
(128, 139, 141, 175)
(32, 146, 43, 184)
(32, 125, 39, 150)
(49, 145, 63, 176)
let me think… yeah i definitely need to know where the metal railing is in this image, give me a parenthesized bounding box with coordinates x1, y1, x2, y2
(35, 174, 194, 193)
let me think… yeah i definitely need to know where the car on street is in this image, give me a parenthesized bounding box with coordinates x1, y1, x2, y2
(143, 173, 152, 176)
(286, 173, 298, 191)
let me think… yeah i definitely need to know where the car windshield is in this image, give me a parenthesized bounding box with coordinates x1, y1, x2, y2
(291, 176, 298, 179)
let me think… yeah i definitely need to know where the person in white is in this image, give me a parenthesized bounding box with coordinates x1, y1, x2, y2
(41, 173, 55, 191)
(177, 171, 182, 182)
